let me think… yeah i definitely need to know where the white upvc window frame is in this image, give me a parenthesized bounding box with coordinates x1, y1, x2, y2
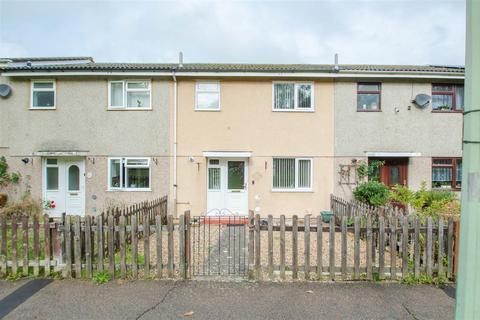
(272, 81, 315, 112)
(272, 157, 313, 192)
(195, 80, 221, 111)
(108, 80, 152, 110)
(107, 157, 151, 191)
(30, 79, 56, 109)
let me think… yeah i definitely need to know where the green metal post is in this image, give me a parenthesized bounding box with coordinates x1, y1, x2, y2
(456, 0, 480, 318)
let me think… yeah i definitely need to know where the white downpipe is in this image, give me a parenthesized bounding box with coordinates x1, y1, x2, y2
(172, 71, 178, 215)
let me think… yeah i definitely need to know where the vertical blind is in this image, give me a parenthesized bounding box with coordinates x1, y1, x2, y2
(298, 159, 311, 188)
(273, 158, 312, 190)
(274, 83, 295, 110)
(273, 158, 295, 188)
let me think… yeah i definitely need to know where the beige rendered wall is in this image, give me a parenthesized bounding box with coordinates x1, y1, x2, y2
(175, 79, 335, 217)
(334, 80, 463, 199)
(0, 76, 170, 214)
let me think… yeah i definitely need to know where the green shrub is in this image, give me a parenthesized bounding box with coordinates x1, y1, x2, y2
(92, 271, 110, 284)
(353, 181, 390, 206)
(389, 184, 415, 206)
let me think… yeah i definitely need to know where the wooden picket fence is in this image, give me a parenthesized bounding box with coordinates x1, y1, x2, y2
(247, 211, 460, 281)
(330, 194, 409, 220)
(0, 196, 460, 282)
(0, 196, 179, 279)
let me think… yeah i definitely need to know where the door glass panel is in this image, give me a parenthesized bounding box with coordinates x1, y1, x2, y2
(208, 168, 221, 190)
(390, 167, 400, 185)
(68, 165, 80, 191)
(228, 161, 245, 190)
(46, 167, 59, 190)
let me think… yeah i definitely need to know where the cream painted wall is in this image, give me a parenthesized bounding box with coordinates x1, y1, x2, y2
(175, 79, 335, 217)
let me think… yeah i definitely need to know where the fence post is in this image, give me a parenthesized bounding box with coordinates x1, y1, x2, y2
(316, 215, 323, 280)
(255, 214, 261, 280)
(292, 215, 298, 280)
(44, 215, 51, 277)
(354, 216, 360, 280)
(304, 214, 311, 280)
(248, 210, 254, 277)
(329, 215, 335, 280)
(167, 215, 174, 278)
(267, 215, 274, 280)
(453, 220, 460, 277)
(179, 214, 185, 279)
(22, 215, 29, 277)
(341, 215, 347, 280)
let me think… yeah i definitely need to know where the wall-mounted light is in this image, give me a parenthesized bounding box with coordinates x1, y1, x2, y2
(21, 158, 29, 164)
(189, 156, 195, 163)
(152, 158, 158, 165)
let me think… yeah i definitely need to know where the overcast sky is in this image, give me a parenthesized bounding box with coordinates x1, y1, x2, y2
(0, 0, 466, 66)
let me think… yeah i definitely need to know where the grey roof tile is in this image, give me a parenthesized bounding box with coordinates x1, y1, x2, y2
(1, 60, 465, 75)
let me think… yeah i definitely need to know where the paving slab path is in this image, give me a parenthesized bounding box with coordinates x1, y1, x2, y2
(0, 279, 455, 320)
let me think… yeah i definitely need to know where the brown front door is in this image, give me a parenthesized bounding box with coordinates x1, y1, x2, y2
(370, 157, 408, 187)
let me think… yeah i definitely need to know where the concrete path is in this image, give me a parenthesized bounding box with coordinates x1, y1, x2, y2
(0, 280, 455, 319)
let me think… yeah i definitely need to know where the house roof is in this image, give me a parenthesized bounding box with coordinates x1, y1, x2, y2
(0, 59, 465, 77)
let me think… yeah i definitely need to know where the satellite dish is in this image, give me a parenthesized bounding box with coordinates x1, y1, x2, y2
(412, 94, 430, 108)
(0, 84, 12, 98)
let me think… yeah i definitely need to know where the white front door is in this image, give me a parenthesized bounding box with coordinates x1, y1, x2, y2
(44, 158, 85, 216)
(207, 158, 248, 216)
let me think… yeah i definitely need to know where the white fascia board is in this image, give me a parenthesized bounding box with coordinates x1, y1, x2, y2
(3, 71, 464, 80)
(33, 151, 89, 156)
(366, 152, 422, 157)
(203, 151, 252, 158)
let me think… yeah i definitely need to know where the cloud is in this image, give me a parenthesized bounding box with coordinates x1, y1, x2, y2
(0, 0, 466, 65)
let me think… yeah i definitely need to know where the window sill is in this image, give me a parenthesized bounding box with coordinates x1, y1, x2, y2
(107, 188, 152, 192)
(272, 109, 315, 113)
(357, 109, 381, 112)
(432, 187, 461, 192)
(194, 108, 221, 112)
(30, 107, 56, 110)
(272, 189, 313, 193)
(431, 110, 463, 114)
(107, 107, 153, 111)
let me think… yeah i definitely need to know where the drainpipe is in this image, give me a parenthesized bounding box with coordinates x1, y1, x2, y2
(172, 70, 178, 216)
(456, 1, 480, 318)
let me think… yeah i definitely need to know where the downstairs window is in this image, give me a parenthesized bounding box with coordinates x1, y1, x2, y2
(109, 157, 151, 190)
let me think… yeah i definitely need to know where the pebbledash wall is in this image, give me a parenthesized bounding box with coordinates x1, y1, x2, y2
(0, 76, 170, 214)
(334, 79, 463, 200)
(174, 78, 335, 217)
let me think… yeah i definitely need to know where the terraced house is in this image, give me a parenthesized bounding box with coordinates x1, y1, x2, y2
(0, 57, 464, 217)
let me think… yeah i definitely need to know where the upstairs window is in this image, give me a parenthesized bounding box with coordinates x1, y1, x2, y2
(432, 158, 462, 190)
(273, 158, 312, 191)
(31, 80, 55, 109)
(108, 157, 151, 190)
(196, 81, 220, 110)
(357, 83, 381, 111)
(432, 84, 464, 112)
(273, 82, 313, 111)
(109, 80, 151, 109)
